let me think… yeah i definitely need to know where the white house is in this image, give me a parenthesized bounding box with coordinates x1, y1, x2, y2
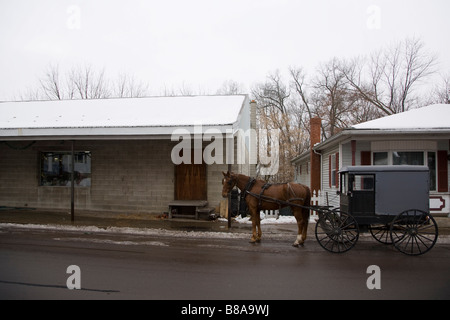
(292, 104, 450, 217)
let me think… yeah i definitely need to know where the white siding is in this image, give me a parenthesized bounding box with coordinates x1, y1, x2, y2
(322, 147, 340, 209)
(296, 162, 311, 187)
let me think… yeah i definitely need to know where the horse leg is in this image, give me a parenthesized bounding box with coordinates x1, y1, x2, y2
(292, 208, 307, 247)
(255, 212, 262, 242)
(300, 192, 311, 245)
(249, 206, 259, 243)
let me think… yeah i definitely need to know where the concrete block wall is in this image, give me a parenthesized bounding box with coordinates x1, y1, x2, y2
(0, 142, 39, 208)
(89, 140, 175, 213)
(0, 139, 240, 214)
(0, 140, 176, 213)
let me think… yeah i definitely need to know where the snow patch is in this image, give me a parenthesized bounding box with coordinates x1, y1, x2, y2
(53, 237, 169, 246)
(225, 214, 317, 224)
(0, 223, 248, 240)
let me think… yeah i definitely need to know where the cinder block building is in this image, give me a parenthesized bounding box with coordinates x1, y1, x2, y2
(0, 95, 256, 217)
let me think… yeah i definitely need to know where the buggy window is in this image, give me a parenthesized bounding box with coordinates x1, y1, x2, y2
(341, 173, 349, 194)
(351, 174, 374, 191)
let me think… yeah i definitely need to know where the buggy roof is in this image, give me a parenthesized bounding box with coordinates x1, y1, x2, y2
(339, 165, 429, 173)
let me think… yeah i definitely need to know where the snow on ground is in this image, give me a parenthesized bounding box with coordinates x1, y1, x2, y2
(0, 222, 249, 240)
(223, 212, 317, 224)
(0, 211, 314, 242)
(232, 215, 297, 224)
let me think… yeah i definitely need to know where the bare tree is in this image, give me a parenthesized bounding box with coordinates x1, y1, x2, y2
(20, 64, 150, 100)
(289, 66, 313, 121)
(39, 64, 65, 100)
(251, 37, 440, 181)
(114, 73, 148, 98)
(341, 37, 437, 115)
(253, 70, 290, 114)
(428, 73, 450, 104)
(290, 59, 376, 140)
(69, 65, 111, 99)
(310, 58, 357, 138)
(178, 82, 194, 96)
(252, 71, 305, 182)
(216, 80, 245, 95)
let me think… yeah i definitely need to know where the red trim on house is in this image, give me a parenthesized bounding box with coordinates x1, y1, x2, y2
(360, 151, 371, 166)
(430, 196, 446, 211)
(437, 150, 448, 192)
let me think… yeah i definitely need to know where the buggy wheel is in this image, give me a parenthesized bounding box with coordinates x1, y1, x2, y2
(390, 209, 438, 256)
(315, 210, 359, 253)
(369, 224, 393, 244)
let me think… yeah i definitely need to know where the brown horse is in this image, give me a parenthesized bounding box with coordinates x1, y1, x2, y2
(222, 172, 311, 247)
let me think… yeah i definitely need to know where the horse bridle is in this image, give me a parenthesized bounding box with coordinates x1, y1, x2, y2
(223, 175, 237, 189)
(224, 175, 257, 203)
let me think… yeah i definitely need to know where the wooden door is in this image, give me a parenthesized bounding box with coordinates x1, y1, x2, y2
(175, 155, 207, 200)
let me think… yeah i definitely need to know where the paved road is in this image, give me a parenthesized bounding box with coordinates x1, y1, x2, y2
(0, 224, 449, 301)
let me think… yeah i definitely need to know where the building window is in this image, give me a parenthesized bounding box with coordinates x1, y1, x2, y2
(330, 153, 338, 187)
(40, 151, 91, 187)
(373, 151, 437, 191)
(428, 152, 436, 191)
(392, 151, 424, 165)
(373, 152, 388, 165)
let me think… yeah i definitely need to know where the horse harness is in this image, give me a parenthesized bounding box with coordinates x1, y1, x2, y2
(240, 177, 304, 209)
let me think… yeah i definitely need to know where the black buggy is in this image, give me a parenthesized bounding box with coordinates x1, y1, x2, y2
(315, 165, 439, 255)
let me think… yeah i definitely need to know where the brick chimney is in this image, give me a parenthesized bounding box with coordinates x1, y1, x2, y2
(310, 117, 321, 194)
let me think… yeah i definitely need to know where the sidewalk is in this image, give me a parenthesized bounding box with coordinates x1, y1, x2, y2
(0, 207, 449, 236)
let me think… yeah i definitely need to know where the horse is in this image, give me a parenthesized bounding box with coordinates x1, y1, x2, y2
(222, 171, 311, 247)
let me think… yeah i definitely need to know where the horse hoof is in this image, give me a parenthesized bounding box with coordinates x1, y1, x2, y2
(292, 243, 299, 248)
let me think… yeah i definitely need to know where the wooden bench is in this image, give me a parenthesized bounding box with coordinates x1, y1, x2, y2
(168, 200, 209, 219)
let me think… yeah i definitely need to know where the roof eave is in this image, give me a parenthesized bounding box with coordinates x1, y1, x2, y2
(312, 128, 450, 151)
(0, 123, 236, 141)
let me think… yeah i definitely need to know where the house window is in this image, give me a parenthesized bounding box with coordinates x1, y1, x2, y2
(428, 152, 436, 191)
(40, 151, 91, 187)
(373, 152, 388, 165)
(330, 153, 338, 187)
(392, 151, 424, 165)
(373, 151, 436, 191)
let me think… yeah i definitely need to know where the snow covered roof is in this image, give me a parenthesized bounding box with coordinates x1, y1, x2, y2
(305, 103, 450, 153)
(351, 104, 450, 130)
(0, 95, 250, 139)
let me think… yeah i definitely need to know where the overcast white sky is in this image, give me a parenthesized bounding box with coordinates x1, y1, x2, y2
(0, 0, 449, 100)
